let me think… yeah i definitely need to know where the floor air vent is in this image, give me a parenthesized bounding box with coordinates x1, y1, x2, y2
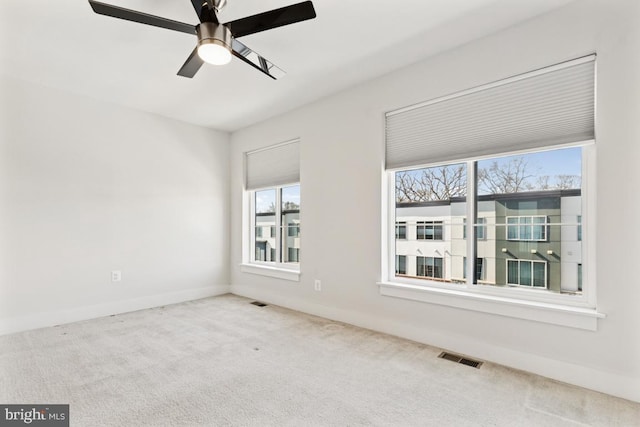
(438, 352, 483, 369)
(250, 301, 267, 307)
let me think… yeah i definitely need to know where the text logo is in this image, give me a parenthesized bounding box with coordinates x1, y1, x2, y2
(0, 405, 68, 427)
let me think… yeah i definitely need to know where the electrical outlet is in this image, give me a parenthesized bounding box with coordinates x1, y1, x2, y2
(111, 270, 122, 282)
(314, 279, 321, 291)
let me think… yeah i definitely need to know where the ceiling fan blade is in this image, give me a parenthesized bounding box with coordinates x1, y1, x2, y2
(177, 47, 205, 78)
(190, 0, 218, 24)
(225, 1, 316, 38)
(231, 39, 285, 80)
(89, 0, 196, 35)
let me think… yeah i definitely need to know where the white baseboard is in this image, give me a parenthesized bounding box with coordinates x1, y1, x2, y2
(0, 284, 230, 336)
(231, 284, 640, 403)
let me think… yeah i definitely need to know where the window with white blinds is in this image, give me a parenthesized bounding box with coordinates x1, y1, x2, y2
(245, 139, 300, 190)
(385, 55, 595, 170)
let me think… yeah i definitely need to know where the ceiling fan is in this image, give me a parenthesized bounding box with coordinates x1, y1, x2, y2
(88, 0, 317, 79)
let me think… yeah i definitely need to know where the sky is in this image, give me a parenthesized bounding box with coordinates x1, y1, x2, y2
(480, 146, 582, 177)
(396, 146, 582, 196)
(256, 185, 300, 213)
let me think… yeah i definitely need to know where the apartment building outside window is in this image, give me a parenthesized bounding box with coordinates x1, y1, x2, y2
(391, 147, 584, 294)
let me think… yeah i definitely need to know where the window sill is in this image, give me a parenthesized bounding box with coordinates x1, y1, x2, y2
(377, 281, 605, 331)
(240, 263, 300, 282)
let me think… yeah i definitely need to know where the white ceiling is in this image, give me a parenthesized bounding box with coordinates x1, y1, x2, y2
(0, 0, 574, 132)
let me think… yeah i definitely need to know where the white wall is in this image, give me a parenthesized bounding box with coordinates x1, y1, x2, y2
(230, 0, 640, 402)
(0, 76, 230, 334)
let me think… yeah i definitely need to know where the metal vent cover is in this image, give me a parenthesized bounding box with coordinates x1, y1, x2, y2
(250, 301, 267, 307)
(438, 351, 483, 369)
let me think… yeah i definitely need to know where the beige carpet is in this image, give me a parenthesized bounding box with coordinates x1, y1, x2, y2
(1, 294, 638, 426)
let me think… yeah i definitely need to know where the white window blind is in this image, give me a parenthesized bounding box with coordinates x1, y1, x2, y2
(385, 55, 595, 170)
(245, 140, 300, 190)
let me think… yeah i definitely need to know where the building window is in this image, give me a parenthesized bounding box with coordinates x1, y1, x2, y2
(417, 256, 443, 279)
(506, 259, 547, 288)
(463, 218, 486, 240)
(578, 263, 583, 292)
(417, 221, 443, 240)
(395, 222, 407, 240)
(395, 255, 407, 275)
(252, 184, 300, 266)
(287, 222, 300, 237)
(506, 216, 547, 241)
(255, 242, 267, 262)
(577, 215, 582, 241)
(288, 248, 300, 263)
(463, 257, 485, 281)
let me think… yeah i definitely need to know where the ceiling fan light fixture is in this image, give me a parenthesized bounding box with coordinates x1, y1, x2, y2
(197, 40, 232, 65)
(196, 23, 232, 65)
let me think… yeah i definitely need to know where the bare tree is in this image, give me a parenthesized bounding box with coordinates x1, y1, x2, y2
(535, 175, 551, 190)
(535, 174, 581, 190)
(478, 157, 534, 194)
(396, 164, 466, 202)
(554, 174, 581, 189)
(396, 156, 580, 202)
(283, 201, 300, 210)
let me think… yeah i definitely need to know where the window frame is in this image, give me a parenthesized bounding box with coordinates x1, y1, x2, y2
(506, 259, 547, 289)
(463, 217, 486, 240)
(395, 255, 407, 275)
(395, 221, 407, 240)
(380, 143, 601, 330)
(416, 221, 444, 241)
(242, 183, 301, 281)
(416, 256, 444, 279)
(506, 215, 548, 242)
(463, 257, 485, 281)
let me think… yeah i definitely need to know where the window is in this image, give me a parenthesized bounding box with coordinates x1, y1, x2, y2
(395, 222, 407, 239)
(506, 216, 547, 241)
(254, 188, 275, 262)
(417, 257, 443, 279)
(287, 222, 300, 237)
(251, 184, 300, 266)
(578, 264, 583, 292)
(383, 56, 597, 328)
(417, 221, 443, 240)
(395, 255, 407, 275)
(288, 248, 300, 263)
(245, 140, 301, 277)
(577, 215, 582, 241)
(507, 259, 547, 288)
(463, 218, 486, 240)
(463, 257, 485, 281)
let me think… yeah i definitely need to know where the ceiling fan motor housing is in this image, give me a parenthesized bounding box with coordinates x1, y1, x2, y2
(197, 22, 232, 52)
